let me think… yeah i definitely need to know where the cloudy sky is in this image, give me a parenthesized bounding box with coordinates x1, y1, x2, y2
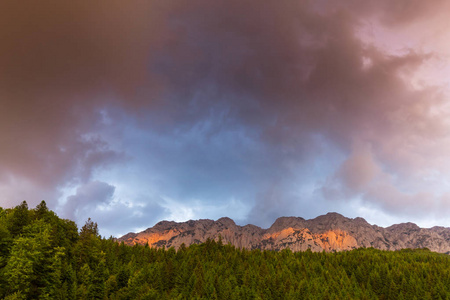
(2, 0, 450, 237)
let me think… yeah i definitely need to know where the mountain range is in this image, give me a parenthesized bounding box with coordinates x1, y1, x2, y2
(117, 213, 450, 253)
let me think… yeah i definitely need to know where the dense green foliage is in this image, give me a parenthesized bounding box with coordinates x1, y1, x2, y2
(1, 202, 450, 299)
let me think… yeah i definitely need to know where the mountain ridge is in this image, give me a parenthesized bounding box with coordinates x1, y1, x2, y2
(117, 212, 450, 253)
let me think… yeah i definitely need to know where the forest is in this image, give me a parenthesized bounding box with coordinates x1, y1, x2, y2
(1, 201, 450, 299)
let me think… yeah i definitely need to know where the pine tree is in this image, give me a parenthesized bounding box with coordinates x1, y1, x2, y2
(0, 221, 12, 268)
(4, 237, 35, 296)
(34, 200, 49, 220)
(88, 258, 107, 299)
(7, 201, 30, 237)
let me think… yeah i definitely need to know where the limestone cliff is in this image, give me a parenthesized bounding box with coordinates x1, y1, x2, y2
(117, 213, 450, 253)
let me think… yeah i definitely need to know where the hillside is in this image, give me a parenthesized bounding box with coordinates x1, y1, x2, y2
(2, 202, 450, 299)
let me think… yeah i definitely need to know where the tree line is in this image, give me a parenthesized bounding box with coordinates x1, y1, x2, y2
(1, 201, 450, 299)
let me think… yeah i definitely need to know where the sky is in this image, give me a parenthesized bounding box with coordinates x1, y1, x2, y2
(2, 0, 450, 237)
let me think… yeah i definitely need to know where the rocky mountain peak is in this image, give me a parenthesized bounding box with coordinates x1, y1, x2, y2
(152, 220, 178, 231)
(216, 217, 236, 228)
(387, 222, 420, 232)
(268, 216, 305, 232)
(306, 212, 355, 233)
(353, 217, 370, 225)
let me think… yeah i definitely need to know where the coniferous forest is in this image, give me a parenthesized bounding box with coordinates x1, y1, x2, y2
(1, 202, 450, 299)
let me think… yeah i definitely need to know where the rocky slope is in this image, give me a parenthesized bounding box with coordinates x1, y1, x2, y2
(117, 213, 450, 253)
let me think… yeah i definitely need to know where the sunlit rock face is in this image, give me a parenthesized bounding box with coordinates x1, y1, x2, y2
(117, 213, 450, 253)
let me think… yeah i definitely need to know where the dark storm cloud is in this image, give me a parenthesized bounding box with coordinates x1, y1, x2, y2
(65, 181, 167, 237)
(0, 1, 147, 192)
(1, 0, 449, 231)
(144, 0, 448, 221)
(64, 181, 115, 220)
(146, 0, 445, 153)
